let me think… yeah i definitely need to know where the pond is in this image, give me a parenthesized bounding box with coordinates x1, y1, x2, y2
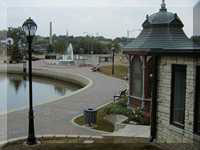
(0, 73, 82, 114)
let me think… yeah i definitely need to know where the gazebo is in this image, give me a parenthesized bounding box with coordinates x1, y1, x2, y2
(124, 0, 200, 146)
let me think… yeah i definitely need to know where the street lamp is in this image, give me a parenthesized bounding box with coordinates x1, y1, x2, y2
(111, 46, 115, 75)
(22, 17, 37, 145)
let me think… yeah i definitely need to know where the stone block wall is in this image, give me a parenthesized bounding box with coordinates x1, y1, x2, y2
(156, 56, 200, 145)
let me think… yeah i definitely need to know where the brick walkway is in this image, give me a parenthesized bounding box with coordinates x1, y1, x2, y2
(0, 63, 127, 142)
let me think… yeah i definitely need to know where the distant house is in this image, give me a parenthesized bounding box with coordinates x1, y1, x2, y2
(124, 0, 200, 146)
(0, 37, 14, 47)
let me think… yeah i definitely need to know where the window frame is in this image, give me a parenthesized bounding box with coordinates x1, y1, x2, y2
(194, 66, 200, 135)
(170, 64, 186, 129)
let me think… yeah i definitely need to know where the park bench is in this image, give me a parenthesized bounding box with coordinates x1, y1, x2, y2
(91, 64, 100, 72)
(113, 89, 127, 102)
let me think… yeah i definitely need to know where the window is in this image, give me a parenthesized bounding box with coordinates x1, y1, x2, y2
(131, 57, 143, 97)
(170, 65, 186, 128)
(194, 66, 200, 135)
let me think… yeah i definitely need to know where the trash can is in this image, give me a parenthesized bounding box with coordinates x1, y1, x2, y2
(84, 108, 97, 126)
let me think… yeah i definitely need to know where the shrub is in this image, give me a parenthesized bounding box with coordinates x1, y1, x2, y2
(130, 107, 150, 125)
(104, 99, 134, 120)
(104, 97, 150, 125)
(117, 96, 128, 107)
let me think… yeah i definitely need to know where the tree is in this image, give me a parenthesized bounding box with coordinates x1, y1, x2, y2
(53, 39, 66, 54)
(7, 27, 25, 62)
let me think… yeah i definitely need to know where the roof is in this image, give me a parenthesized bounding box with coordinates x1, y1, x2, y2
(125, 27, 196, 49)
(147, 12, 182, 26)
(124, 0, 200, 55)
(145, 1, 183, 27)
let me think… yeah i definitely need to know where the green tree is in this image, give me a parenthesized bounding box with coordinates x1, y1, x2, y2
(7, 27, 25, 62)
(53, 39, 66, 54)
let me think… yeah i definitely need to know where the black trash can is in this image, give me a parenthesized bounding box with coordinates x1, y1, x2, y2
(84, 108, 97, 126)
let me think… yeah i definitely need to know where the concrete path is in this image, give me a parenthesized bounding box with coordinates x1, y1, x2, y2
(105, 125, 150, 138)
(0, 63, 127, 142)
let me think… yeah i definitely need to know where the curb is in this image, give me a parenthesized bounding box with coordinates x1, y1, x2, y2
(0, 134, 104, 148)
(0, 66, 94, 116)
(71, 101, 114, 135)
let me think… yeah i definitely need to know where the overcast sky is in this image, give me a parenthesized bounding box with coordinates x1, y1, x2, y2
(0, 0, 199, 38)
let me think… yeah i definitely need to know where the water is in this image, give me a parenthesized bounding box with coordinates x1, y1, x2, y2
(0, 73, 82, 114)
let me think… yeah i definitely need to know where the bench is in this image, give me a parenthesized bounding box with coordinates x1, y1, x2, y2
(91, 64, 100, 72)
(113, 89, 127, 102)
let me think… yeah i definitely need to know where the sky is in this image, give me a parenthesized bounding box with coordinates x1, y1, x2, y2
(0, 0, 199, 38)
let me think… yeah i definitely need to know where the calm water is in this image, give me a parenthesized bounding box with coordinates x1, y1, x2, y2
(0, 73, 82, 114)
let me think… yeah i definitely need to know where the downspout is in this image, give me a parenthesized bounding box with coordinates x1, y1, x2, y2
(150, 56, 158, 142)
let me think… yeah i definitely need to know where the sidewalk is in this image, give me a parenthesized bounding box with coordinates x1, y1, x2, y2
(105, 125, 150, 138)
(0, 63, 127, 142)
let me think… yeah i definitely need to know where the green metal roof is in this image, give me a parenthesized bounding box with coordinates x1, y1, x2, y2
(125, 27, 195, 49)
(124, 1, 200, 54)
(148, 12, 181, 26)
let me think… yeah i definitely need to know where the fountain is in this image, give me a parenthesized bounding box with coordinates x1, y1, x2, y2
(58, 43, 74, 64)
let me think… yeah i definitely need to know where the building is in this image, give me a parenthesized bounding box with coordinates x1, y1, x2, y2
(124, 0, 200, 146)
(194, 1, 200, 36)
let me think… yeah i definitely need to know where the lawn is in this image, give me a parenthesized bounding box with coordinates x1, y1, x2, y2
(74, 104, 114, 132)
(74, 96, 149, 133)
(98, 65, 128, 80)
(2, 141, 162, 150)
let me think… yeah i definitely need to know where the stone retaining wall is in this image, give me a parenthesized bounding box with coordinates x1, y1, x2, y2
(0, 65, 90, 88)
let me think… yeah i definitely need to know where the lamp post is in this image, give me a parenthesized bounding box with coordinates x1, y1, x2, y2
(22, 17, 37, 145)
(111, 46, 115, 75)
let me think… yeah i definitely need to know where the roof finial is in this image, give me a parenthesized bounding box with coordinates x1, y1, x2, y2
(160, 0, 167, 11)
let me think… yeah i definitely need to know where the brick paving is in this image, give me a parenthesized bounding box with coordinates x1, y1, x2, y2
(0, 63, 127, 142)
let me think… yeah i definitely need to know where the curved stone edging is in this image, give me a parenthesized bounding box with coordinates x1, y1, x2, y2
(0, 64, 128, 145)
(71, 101, 114, 135)
(0, 134, 104, 147)
(0, 66, 93, 115)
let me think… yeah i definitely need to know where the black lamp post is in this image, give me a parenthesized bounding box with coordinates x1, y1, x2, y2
(111, 46, 115, 75)
(22, 17, 37, 145)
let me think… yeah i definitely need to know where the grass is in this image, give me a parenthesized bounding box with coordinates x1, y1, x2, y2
(2, 142, 162, 150)
(74, 104, 114, 132)
(98, 65, 128, 80)
(75, 96, 149, 132)
(2, 137, 162, 150)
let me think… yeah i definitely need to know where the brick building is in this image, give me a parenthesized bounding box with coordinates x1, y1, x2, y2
(124, 0, 200, 146)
